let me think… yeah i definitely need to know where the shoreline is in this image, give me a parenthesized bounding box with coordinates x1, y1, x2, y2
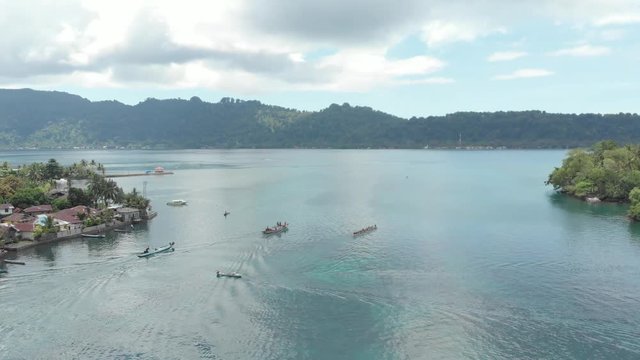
(2, 219, 147, 253)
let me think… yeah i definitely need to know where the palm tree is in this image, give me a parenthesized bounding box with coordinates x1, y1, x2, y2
(88, 175, 106, 207)
(103, 179, 120, 206)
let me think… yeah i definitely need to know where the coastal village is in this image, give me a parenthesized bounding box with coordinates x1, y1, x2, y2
(0, 159, 156, 259)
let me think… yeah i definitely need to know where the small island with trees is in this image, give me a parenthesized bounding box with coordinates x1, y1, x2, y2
(0, 158, 153, 252)
(546, 140, 640, 220)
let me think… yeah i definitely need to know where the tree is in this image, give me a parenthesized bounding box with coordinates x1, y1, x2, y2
(68, 187, 92, 207)
(44, 158, 63, 180)
(103, 179, 120, 205)
(123, 188, 150, 210)
(88, 175, 106, 207)
(629, 187, 640, 220)
(10, 187, 46, 208)
(52, 198, 71, 211)
(0, 175, 26, 199)
(548, 141, 640, 207)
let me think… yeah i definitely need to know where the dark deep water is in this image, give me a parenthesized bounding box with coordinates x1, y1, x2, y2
(1, 149, 640, 359)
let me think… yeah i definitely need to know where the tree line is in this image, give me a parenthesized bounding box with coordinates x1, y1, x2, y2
(0, 159, 149, 213)
(2, 89, 640, 149)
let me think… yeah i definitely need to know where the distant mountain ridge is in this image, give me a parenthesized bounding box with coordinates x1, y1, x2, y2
(0, 88, 639, 149)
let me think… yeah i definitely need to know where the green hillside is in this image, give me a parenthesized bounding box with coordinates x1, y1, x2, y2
(0, 88, 639, 149)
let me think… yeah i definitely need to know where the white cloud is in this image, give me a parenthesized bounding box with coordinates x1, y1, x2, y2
(0, 0, 638, 94)
(394, 77, 455, 85)
(598, 29, 626, 41)
(549, 44, 611, 57)
(494, 68, 554, 80)
(315, 50, 446, 91)
(594, 13, 640, 26)
(487, 51, 528, 62)
(421, 20, 506, 47)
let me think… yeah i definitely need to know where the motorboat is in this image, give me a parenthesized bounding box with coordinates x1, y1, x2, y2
(216, 271, 242, 279)
(167, 199, 188, 206)
(138, 242, 175, 258)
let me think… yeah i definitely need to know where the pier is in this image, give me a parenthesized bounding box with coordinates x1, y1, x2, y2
(106, 172, 174, 178)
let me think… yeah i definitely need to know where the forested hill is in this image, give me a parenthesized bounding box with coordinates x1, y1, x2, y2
(1, 88, 639, 149)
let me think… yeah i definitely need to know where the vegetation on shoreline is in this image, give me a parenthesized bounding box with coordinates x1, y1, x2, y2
(2, 89, 640, 149)
(546, 140, 640, 220)
(0, 158, 149, 214)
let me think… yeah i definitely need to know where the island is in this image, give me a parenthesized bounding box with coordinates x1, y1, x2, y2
(546, 140, 640, 220)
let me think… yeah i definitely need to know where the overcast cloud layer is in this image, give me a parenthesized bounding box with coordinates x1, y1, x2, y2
(0, 0, 639, 115)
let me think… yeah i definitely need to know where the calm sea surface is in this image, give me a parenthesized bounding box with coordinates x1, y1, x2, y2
(1, 149, 640, 359)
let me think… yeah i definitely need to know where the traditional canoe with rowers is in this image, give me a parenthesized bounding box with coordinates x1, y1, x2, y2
(353, 225, 377, 236)
(262, 222, 288, 235)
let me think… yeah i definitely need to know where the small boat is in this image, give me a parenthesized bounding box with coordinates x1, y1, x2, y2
(81, 234, 105, 238)
(216, 270, 242, 279)
(138, 242, 175, 258)
(115, 225, 134, 233)
(4, 260, 25, 265)
(262, 222, 288, 235)
(167, 199, 188, 206)
(353, 225, 377, 237)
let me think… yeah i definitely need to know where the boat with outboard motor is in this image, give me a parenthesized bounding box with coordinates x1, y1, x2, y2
(216, 270, 242, 279)
(167, 199, 187, 206)
(138, 242, 175, 258)
(262, 222, 288, 235)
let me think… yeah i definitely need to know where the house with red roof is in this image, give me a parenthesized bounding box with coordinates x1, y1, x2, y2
(51, 206, 88, 232)
(1, 212, 36, 224)
(12, 222, 35, 240)
(23, 205, 53, 215)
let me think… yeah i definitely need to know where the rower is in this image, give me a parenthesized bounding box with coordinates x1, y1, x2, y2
(143, 247, 149, 254)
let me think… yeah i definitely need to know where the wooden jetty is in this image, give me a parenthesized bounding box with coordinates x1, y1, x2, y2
(106, 172, 174, 178)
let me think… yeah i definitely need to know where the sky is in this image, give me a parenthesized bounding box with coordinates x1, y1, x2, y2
(1, 0, 639, 118)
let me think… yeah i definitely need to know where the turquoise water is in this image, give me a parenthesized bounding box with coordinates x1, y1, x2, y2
(1, 149, 640, 359)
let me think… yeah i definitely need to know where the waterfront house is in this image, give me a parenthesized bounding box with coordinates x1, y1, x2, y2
(0, 204, 14, 217)
(116, 207, 141, 223)
(55, 205, 92, 219)
(1, 212, 36, 224)
(52, 206, 88, 233)
(12, 222, 35, 240)
(23, 205, 53, 216)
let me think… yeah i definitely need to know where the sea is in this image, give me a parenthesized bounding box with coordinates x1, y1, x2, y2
(1, 149, 640, 359)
